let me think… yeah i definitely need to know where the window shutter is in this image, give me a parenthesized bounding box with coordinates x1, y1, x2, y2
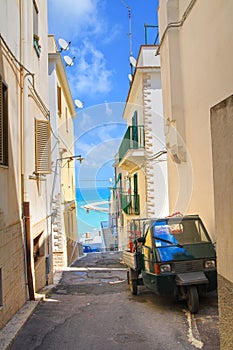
(0, 77, 8, 166)
(3, 82, 8, 166)
(0, 77, 3, 164)
(57, 86, 62, 115)
(35, 119, 51, 174)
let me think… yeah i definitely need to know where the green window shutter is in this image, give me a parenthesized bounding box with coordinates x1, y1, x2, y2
(35, 119, 51, 174)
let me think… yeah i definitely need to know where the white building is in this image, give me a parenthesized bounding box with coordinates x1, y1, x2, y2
(48, 35, 82, 268)
(113, 46, 169, 250)
(0, 0, 52, 328)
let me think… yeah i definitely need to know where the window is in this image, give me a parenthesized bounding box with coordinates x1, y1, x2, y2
(33, 0, 41, 57)
(35, 119, 51, 174)
(33, 232, 45, 262)
(0, 76, 8, 166)
(132, 110, 138, 126)
(57, 86, 62, 115)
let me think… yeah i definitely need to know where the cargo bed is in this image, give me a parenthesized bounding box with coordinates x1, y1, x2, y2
(122, 250, 142, 272)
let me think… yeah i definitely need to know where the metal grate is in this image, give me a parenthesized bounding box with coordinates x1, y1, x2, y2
(173, 260, 204, 273)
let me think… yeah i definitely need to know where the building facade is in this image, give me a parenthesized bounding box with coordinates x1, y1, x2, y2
(0, 1, 81, 330)
(48, 35, 81, 268)
(0, 0, 52, 328)
(113, 46, 169, 250)
(158, 1, 233, 348)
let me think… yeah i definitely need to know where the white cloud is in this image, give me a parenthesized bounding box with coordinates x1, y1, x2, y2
(75, 122, 124, 156)
(74, 103, 126, 140)
(78, 138, 121, 175)
(69, 40, 113, 96)
(48, 0, 104, 40)
(102, 24, 122, 44)
(48, 0, 123, 100)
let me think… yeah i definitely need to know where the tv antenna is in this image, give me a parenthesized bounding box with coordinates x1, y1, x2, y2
(58, 38, 71, 52)
(64, 55, 76, 67)
(120, 1, 137, 75)
(74, 99, 84, 109)
(120, 0, 133, 57)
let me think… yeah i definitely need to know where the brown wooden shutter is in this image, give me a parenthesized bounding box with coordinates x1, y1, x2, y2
(35, 119, 51, 174)
(0, 76, 3, 164)
(0, 77, 8, 166)
(57, 85, 62, 115)
(3, 82, 8, 166)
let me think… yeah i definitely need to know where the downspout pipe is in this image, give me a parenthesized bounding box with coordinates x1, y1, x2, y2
(21, 1, 35, 300)
(156, 0, 197, 55)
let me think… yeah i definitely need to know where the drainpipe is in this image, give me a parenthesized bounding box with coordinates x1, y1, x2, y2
(21, 1, 35, 300)
(23, 202, 34, 300)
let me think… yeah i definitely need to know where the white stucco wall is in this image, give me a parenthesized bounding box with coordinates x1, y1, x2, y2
(0, 0, 51, 327)
(158, 0, 233, 238)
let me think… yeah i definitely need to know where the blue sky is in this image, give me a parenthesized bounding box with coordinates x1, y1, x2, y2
(48, 0, 159, 188)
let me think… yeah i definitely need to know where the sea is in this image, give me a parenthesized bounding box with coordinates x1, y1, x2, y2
(76, 187, 110, 238)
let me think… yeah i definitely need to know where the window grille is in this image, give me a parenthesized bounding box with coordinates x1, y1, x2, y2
(35, 119, 51, 174)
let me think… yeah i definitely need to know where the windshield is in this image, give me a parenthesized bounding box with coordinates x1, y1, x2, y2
(153, 218, 210, 246)
(153, 218, 212, 261)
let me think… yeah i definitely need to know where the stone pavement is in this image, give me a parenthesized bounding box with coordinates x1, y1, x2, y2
(0, 271, 62, 350)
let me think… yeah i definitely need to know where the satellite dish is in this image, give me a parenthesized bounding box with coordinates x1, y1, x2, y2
(130, 55, 137, 67)
(64, 55, 75, 66)
(128, 73, 132, 82)
(74, 99, 84, 109)
(58, 38, 71, 52)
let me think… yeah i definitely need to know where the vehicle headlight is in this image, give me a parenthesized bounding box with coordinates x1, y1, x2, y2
(160, 264, 172, 273)
(204, 260, 216, 269)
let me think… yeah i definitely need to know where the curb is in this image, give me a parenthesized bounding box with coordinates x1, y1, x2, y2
(0, 271, 63, 350)
(0, 297, 42, 350)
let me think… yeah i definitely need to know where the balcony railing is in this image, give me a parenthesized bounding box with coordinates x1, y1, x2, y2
(119, 126, 145, 163)
(121, 193, 140, 215)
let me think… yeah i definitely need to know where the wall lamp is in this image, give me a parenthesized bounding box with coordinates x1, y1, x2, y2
(57, 155, 84, 164)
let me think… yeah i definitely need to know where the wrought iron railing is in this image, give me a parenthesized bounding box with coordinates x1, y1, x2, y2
(119, 126, 145, 162)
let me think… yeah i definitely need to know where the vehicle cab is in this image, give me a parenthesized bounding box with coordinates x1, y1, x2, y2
(134, 215, 217, 313)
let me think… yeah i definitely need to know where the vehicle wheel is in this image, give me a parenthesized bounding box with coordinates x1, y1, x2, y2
(127, 270, 130, 285)
(187, 286, 199, 313)
(130, 279, 138, 295)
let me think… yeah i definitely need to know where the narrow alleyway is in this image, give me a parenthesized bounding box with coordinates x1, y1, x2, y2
(9, 252, 219, 350)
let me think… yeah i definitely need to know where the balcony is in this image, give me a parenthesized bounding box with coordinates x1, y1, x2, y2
(118, 126, 145, 172)
(121, 193, 140, 215)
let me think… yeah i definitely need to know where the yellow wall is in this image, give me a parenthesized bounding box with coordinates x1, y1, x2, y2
(159, 1, 233, 347)
(210, 96, 233, 349)
(56, 73, 78, 257)
(159, 0, 233, 238)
